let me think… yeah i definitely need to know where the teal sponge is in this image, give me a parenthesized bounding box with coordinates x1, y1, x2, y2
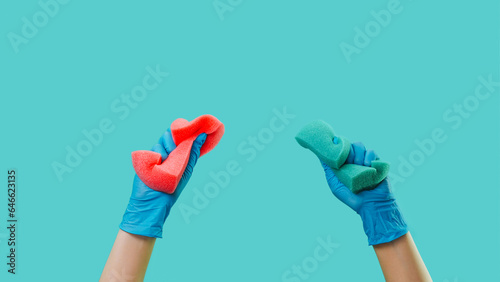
(295, 120, 390, 194)
(332, 162, 390, 193)
(295, 120, 350, 169)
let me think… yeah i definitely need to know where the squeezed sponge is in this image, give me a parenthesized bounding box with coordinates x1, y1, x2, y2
(132, 115, 224, 194)
(171, 115, 225, 157)
(295, 120, 350, 169)
(295, 120, 390, 194)
(333, 162, 390, 193)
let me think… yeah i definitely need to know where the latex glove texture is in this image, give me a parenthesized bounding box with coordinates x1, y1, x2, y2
(322, 141, 408, 245)
(120, 129, 206, 238)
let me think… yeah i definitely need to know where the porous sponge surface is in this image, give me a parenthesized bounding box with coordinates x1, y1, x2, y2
(295, 120, 390, 193)
(333, 161, 390, 193)
(132, 115, 224, 194)
(171, 114, 225, 157)
(295, 120, 350, 169)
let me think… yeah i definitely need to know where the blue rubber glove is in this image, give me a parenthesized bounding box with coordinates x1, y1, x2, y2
(321, 140, 408, 245)
(119, 129, 207, 238)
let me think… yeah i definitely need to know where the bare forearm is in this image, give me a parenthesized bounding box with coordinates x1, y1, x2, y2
(100, 230, 156, 282)
(373, 232, 431, 282)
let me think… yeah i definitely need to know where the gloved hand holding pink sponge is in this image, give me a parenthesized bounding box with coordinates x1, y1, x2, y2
(295, 120, 389, 193)
(132, 115, 224, 194)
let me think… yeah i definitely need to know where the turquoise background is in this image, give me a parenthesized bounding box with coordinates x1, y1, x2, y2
(1, 0, 499, 281)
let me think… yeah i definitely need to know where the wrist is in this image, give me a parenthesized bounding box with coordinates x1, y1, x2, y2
(119, 199, 171, 238)
(359, 199, 408, 246)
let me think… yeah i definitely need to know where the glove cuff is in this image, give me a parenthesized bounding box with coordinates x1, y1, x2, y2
(359, 200, 408, 246)
(119, 199, 171, 238)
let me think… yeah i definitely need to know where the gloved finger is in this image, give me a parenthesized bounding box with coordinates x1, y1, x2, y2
(346, 145, 355, 164)
(184, 133, 207, 176)
(364, 150, 379, 166)
(151, 144, 168, 162)
(358, 178, 394, 200)
(352, 142, 366, 166)
(321, 160, 361, 211)
(159, 129, 177, 154)
(381, 177, 393, 194)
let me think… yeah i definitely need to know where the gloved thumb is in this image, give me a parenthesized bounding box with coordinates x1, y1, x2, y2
(151, 143, 168, 162)
(184, 133, 207, 175)
(321, 160, 362, 212)
(153, 129, 176, 162)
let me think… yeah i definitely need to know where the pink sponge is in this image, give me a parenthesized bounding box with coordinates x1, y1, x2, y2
(131, 115, 224, 194)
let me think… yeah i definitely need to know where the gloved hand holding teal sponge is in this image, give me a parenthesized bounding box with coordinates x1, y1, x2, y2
(296, 120, 408, 245)
(295, 120, 390, 194)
